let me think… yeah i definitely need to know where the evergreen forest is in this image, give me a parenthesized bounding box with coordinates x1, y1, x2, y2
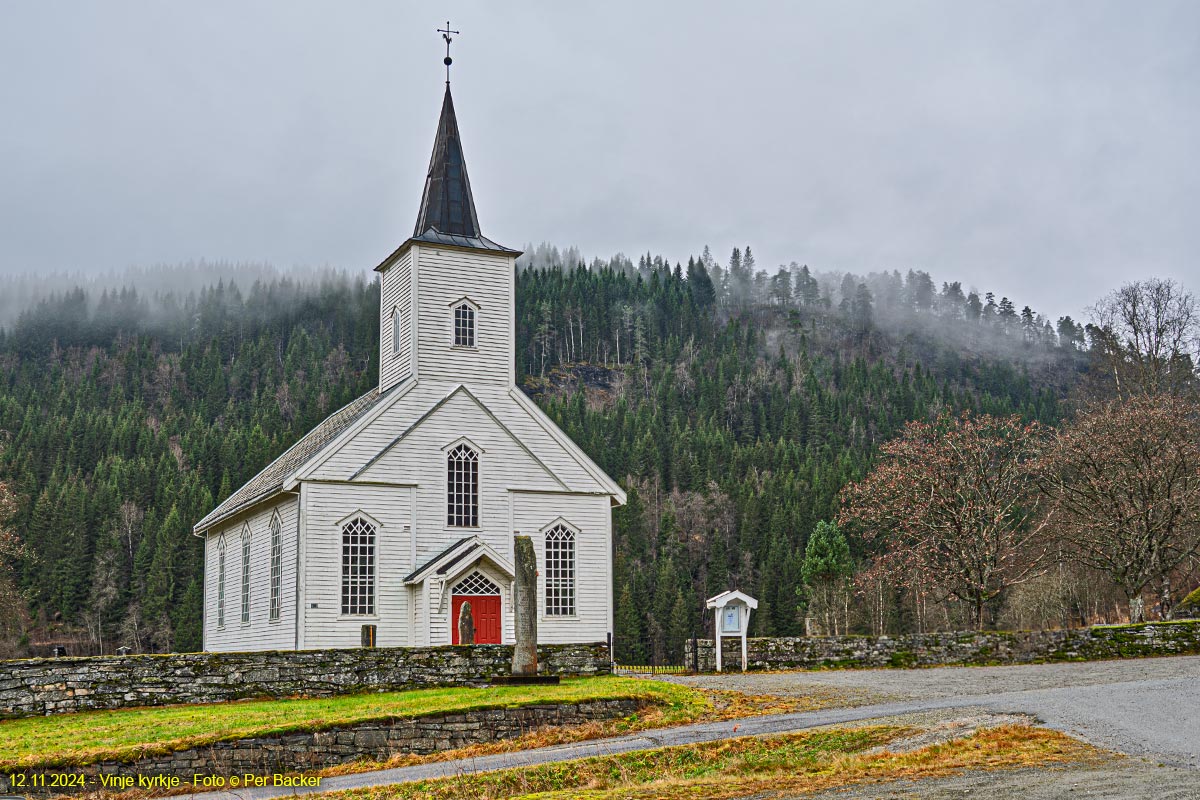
(0, 250, 1093, 660)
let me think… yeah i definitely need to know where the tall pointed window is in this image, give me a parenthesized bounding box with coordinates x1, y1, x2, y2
(453, 302, 476, 347)
(391, 307, 401, 354)
(446, 443, 479, 527)
(269, 514, 283, 621)
(341, 517, 376, 616)
(545, 525, 576, 616)
(240, 526, 251, 624)
(216, 535, 227, 628)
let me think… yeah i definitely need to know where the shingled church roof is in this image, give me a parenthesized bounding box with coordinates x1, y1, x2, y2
(193, 387, 391, 533)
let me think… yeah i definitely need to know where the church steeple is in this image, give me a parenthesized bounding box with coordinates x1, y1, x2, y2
(413, 86, 482, 239)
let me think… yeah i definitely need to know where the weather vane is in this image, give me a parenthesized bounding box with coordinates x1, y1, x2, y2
(438, 21, 460, 84)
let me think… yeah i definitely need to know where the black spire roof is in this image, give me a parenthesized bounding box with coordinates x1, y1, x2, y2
(410, 86, 516, 254)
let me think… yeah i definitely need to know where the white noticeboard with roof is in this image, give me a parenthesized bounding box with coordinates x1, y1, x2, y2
(706, 590, 758, 672)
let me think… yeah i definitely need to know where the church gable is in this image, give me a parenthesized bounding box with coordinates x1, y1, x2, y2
(352, 386, 563, 491)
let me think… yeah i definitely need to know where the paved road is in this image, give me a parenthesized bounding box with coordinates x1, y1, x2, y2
(667, 655, 1200, 768)
(175, 656, 1200, 800)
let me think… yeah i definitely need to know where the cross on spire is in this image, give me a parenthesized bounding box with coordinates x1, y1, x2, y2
(438, 21, 460, 84)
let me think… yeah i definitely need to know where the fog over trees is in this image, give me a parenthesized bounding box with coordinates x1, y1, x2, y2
(0, 246, 1195, 661)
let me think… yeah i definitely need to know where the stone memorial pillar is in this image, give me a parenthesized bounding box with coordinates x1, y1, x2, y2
(512, 535, 538, 676)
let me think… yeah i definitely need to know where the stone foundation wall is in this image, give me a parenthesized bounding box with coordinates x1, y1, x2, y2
(0, 698, 641, 796)
(0, 642, 610, 718)
(685, 621, 1200, 672)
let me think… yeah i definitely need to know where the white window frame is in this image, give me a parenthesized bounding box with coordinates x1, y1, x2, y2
(445, 440, 480, 528)
(269, 512, 283, 622)
(240, 525, 251, 625)
(450, 297, 479, 349)
(543, 521, 577, 617)
(391, 306, 401, 355)
(216, 534, 227, 629)
(340, 513, 379, 617)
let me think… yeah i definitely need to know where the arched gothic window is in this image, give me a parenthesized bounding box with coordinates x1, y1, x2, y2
(391, 307, 401, 354)
(341, 517, 376, 616)
(545, 525, 576, 616)
(446, 444, 479, 527)
(216, 535, 227, 628)
(269, 514, 283, 621)
(453, 302, 476, 347)
(240, 526, 251, 624)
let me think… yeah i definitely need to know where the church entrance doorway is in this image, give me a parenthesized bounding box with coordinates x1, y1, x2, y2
(451, 571, 502, 644)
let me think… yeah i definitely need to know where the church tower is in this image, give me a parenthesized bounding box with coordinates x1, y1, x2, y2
(376, 84, 520, 394)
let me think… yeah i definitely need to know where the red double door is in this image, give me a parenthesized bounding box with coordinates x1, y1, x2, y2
(452, 594, 502, 644)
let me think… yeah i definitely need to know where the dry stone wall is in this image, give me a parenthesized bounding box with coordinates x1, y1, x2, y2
(0, 698, 641, 796)
(685, 621, 1200, 672)
(0, 642, 609, 718)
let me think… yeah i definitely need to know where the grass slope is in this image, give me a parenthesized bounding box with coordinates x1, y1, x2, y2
(330, 725, 1096, 800)
(0, 677, 704, 770)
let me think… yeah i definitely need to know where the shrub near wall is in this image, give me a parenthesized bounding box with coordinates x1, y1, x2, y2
(0, 643, 609, 719)
(685, 621, 1200, 672)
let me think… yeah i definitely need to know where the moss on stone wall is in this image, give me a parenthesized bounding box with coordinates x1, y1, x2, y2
(687, 621, 1200, 672)
(0, 643, 610, 719)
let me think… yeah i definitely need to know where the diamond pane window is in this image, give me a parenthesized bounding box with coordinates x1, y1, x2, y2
(453, 571, 501, 595)
(341, 517, 376, 616)
(545, 525, 576, 616)
(446, 444, 479, 527)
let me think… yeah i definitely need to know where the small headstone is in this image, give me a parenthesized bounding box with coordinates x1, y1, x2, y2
(458, 600, 475, 644)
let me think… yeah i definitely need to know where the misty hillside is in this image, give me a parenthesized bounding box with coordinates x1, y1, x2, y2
(0, 251, 1088, 658)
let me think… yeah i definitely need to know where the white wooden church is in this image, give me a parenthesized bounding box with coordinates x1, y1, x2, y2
(194, 76, 625, 652)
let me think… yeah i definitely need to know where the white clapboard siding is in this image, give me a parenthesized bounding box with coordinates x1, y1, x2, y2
(311, 382, 447, 479)
(413, 246, 514, 386)
(203, 495, 300, 652)
(514, 492, 612, 644)
(299, 482, 414, 649)
(356, 389, 561, 564)
(379, 249, 414, 392)
(474, 385, 609, 491)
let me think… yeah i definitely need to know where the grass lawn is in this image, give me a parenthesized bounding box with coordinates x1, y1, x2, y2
(329, 724, 1098, 800)
(0, 677, 706, 770)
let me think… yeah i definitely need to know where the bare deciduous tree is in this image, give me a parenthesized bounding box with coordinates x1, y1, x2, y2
(1087, 279, 1199, 398)
(1041, 395, 1200, 622)
(840, 412, 1053, 629)
(0, 470, 31, 658)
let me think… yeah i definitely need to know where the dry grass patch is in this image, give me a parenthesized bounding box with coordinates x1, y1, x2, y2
(325, 725, 1098, 800)
(313, 685, 842, 780)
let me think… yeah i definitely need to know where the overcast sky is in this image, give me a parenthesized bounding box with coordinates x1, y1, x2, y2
(1, 1, 1196, 317)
